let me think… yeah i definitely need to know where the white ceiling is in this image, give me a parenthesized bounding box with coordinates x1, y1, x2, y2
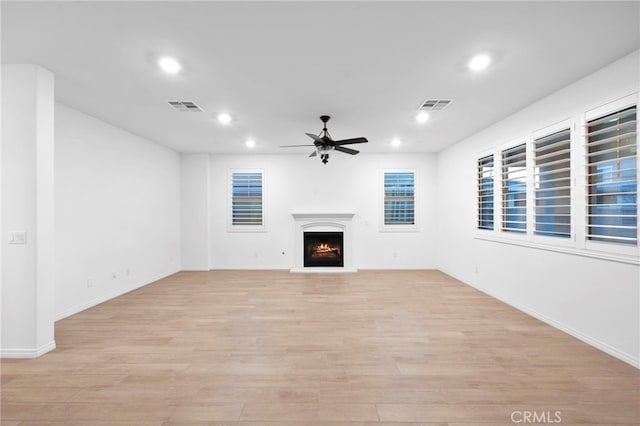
(2, 1, 639, 154)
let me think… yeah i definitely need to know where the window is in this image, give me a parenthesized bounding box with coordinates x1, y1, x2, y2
(534, 128, 571, 238)
(477, 155, 494, 230)
(230, 171, 263, 227)
(474, 95, 638, 263)
(383, 171, 415, 226)
(586, 105, 637, 245)
(502, 143, 527, 233)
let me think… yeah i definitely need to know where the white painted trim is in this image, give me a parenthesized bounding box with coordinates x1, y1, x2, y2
(585, 92, 638, 121)
(441, 268, 640, 369)
(582, 94, 639, 256)
(380, 169, 419, 232)
(356, 266, 437, 270)
(54, 270, 180, 321)
(532, 118, 573, 140)
(291, 212, 355, 220)
(290, 267, 357, 273)
(476, 234, 639, 265)
(498, 138, 530, 241)
(228, 168, 266, 232)
(291, 213, 356, 273)
(1, 340, 56, 358)
(209, 266, 289, 271)
(378, 226, 420, 233)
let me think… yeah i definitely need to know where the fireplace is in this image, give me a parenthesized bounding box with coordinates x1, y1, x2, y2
(304, 232, 344, 267)
(290, 212, 356, 273)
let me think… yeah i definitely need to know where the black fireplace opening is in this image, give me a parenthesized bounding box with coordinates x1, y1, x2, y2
(304, 232, 344, 267)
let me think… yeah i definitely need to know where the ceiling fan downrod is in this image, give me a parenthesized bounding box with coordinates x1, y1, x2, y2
(320, 115, 331, 139)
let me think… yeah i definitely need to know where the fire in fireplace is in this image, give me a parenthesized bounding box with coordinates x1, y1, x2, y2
(304, 231, 344, 267)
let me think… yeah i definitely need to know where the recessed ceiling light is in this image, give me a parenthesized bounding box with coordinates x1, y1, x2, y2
(415, 112, 430, 123)
(158, 56, 181, 74)
(245, 139, 256, 148)
(469, 54, 491, 71)
(391, 138, 402, 147)
(217, 113, 232, 125)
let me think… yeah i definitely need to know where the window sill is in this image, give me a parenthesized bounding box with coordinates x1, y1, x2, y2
(227, 226, 267, 233)
(475, 234, 639, 265)
(379, 225, 420, 233)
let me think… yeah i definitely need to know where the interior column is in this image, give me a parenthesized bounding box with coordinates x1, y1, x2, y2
(180, 153, 210, 270)
(1, 64, 56, 357)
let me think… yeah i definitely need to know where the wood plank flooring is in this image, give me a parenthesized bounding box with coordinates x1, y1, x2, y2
(2, 270, 638, 425)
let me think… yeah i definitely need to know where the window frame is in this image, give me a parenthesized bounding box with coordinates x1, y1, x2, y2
(583, 95, 638, 257)
(531, 119, 576, 248)
(476, 149, 497, 235)
(380, 168, 419, 232)
(228, 168, 266, 233)
(474, 92, 639, 265)
(499, 138, 531, 242)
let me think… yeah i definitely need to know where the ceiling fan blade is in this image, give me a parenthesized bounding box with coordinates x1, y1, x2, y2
(309, 150, 318, 157)
(305, 132, 323, 143)
(333, 137, 368, 146)
(335, 146, 360, 155)
(280, 144, 315, 147)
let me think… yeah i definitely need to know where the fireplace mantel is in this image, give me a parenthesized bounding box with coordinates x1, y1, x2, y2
(291, 212, 355, 221)
(290, 212, 356, 273)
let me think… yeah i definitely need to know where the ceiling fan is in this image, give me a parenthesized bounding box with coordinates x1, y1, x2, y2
(281, 115, 368, 164)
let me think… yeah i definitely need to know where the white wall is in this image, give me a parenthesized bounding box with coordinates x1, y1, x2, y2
(181, 153, 210, 270)
(436, 51, 640, 367)
(206, 153, 437, 269)
(55, 104, 181, 319)
(1, 65, 55, 357)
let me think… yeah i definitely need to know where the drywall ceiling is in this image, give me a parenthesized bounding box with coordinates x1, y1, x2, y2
(2, 1, 638, 154)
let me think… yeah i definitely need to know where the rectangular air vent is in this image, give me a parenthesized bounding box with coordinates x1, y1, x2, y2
(419, 99, 454, 111)
(167, 100, 203, 112)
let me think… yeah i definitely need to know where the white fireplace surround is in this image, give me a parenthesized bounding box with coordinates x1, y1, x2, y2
(291, 212, 357, 273)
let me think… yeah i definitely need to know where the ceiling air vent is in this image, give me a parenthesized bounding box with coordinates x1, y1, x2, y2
(167, 100, 203, 112)
(419, 99, 454, 111)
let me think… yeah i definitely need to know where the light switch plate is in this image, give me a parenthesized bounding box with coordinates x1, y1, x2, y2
(9, 231, 27, 244)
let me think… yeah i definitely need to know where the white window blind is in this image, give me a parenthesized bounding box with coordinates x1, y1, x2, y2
(478, 155, 494, 230)
(534, 128, 571, 238)
(231, 171, 263, 226)
(502, 143, 527, 233)
(384, 171, 415, 225)
(586, 105, 637, 245)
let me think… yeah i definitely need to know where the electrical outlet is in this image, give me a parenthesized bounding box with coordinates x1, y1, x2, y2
(126, 268, 131, 276)
(8, 231, 27, 244)
(111, 272, 116, 280)
(87, 279, 93, 288)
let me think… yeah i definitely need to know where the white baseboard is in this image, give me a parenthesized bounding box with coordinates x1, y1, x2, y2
(440, 268, 640, 369)
(290, 267, 358, 273)
(208, 266, 435, 271)
(358, 266, 437, 270)
(55, 269, 180, 321)
(208, 265, 290, 270)
(1, 340, 56, 358)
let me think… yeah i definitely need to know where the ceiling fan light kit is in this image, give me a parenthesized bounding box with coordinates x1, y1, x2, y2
(281, 115, 368, 164)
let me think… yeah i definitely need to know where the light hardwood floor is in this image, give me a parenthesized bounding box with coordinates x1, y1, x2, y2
(1, 270, 638, 425)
